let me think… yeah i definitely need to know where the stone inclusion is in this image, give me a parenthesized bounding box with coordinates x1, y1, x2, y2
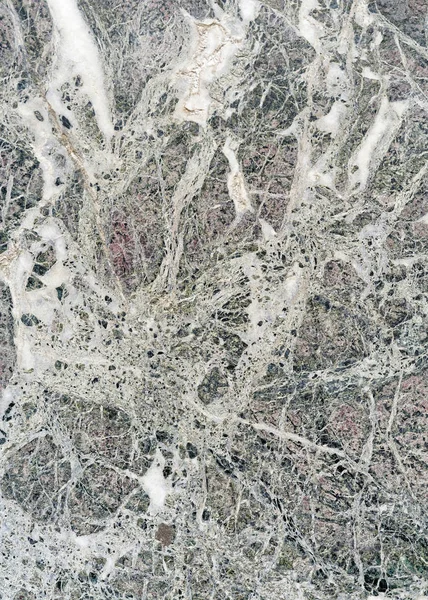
(0, 0, 427, 598)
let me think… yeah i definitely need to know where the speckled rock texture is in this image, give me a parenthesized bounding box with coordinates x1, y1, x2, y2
(0, 0, 427, 599)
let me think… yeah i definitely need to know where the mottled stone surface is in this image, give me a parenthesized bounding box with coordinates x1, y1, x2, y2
(0, 0, 427, 598)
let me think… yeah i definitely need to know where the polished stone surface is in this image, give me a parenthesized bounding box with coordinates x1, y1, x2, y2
(0, 0, 428, 598)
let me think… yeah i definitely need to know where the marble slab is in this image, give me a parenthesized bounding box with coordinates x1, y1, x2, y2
(0, 0, 427, 598)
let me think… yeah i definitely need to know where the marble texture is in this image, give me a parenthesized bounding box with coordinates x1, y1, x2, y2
(0, 0, 428, 598)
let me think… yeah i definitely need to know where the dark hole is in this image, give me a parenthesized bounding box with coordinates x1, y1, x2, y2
(33, 264, 49, 276)
(186, 442, 198, 458)
(56, 286, 65, 301)
(61, 115, 72, 129)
